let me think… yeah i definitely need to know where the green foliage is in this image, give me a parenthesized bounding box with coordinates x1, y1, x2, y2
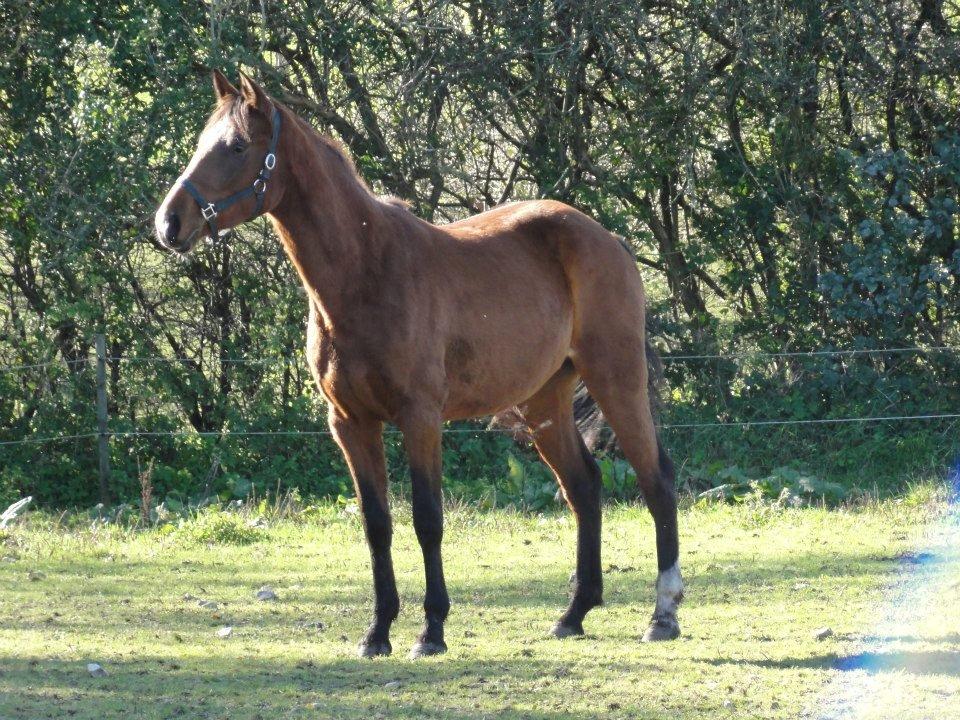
(695, 466, 849, 506)
(0, 1, 957, 509)
(598, 457, 639, 500)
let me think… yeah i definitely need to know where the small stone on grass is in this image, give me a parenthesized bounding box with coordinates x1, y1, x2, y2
(87, 662, 107, 677)
(383, 681, 401, 690)
(298, 619, 325, 631)
(255, 586, 278, 601)
(217, 626, 233, 639)
(812, 626, 833, 641)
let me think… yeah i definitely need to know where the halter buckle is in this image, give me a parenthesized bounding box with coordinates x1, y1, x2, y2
(253, 178, 267, 195)
(264, 153, 276, 170)
(201, 203, 218, 222)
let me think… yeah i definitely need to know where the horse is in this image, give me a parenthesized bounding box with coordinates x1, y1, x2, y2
(154, 70, 683, 659)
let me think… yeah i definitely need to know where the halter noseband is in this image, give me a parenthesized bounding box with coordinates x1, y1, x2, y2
(180, 105, 282, 238)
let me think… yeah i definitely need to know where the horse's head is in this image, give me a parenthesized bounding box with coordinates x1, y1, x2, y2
(154, 71, 282, 253)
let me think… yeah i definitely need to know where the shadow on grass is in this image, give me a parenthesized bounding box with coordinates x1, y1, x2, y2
(834, 649, 960, 676)
(699, 648, 960, 677)
(0, 654, 660, 720)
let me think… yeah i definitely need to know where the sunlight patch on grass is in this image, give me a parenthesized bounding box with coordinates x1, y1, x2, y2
(0, 493, 957, 719)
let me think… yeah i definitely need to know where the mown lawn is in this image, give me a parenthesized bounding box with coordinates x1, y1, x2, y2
(1, 491, 958, 719)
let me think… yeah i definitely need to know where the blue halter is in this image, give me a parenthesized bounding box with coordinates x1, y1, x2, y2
(180, 105, 282, 238)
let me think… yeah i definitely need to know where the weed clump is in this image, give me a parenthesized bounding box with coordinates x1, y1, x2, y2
(175, 507, 263, 545)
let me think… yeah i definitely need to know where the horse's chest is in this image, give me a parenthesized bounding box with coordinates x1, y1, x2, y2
(305, 319, 401, 419)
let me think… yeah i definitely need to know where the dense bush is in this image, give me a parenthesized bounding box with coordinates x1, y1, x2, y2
(1, 1, 957, 508)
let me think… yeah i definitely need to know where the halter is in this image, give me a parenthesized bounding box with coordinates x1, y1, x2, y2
(180, 105, 282, 238)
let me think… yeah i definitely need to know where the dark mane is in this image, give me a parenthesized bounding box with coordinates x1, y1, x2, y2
(313, 131, 373, 196)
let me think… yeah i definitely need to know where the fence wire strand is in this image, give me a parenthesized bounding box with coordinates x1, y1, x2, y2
(3, 344, 958, 373)
(0, 357, 91, 373)
(1, 344, 958, 447)
(0, 432, 98, 447)
(2, 412, 959, 447)
(658, 345, 960, 362)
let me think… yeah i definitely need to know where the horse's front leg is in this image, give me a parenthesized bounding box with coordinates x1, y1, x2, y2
(400, 412, 450, 658)
(328, 410, 399, 658)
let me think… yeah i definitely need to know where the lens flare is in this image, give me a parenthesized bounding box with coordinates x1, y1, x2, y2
(812, 462, 960, 719)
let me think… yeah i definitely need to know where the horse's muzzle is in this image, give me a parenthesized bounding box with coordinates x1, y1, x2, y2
(157, 211, 181, 246)
(154, 207, 201, 254)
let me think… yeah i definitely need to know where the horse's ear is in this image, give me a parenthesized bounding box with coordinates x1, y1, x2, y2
(212, 69, 238, 101)
(238, 71, 271, 114)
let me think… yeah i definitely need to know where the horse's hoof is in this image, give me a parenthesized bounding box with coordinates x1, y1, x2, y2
(642, 616, 680, 642)
(550, 621, 584, 639)
(358, 639, 392, 658)
(408, 640, 447, 659)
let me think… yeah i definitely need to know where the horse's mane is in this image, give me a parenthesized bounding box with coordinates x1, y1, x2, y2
(290, 118, 412, 214)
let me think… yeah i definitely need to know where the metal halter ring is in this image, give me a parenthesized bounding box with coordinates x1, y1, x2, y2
(264, 153, 276, 170)
(201, 204, 218, 221)
(253, 178, 267, 195)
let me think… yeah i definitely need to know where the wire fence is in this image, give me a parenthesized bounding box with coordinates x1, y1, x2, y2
(3, 344, 959, 373)
(657, 345, 960, 362)
(1, 342, 959, 450)
(4, 411, 960, 449)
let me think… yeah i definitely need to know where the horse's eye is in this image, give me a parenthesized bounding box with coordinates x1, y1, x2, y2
(231, 140, 247, 154)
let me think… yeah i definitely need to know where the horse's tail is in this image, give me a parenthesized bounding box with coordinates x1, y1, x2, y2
(489, 322, 664, 452)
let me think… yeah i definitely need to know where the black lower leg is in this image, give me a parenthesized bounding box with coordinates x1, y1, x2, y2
(558, 454, 603, 632)
(359, 487, 399, 654)
(648, 443, 679, 571)
(651, 495, 679, 571)
(411, 470, 450, 651)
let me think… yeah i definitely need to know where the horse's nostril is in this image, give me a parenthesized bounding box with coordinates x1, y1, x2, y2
(164, 213, 181, 243)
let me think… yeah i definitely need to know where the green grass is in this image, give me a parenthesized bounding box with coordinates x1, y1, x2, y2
(1, 490, 959, 719)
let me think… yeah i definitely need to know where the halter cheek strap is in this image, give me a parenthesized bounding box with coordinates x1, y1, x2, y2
(180, 105, 282, 238)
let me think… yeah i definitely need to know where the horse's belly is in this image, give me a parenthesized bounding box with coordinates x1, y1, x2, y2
(440, 306, 573, 420)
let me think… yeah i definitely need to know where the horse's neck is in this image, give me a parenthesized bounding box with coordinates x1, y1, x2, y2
(268, 116, 386, 320)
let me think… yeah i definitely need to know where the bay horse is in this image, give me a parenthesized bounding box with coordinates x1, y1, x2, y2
(154, 71, 683, 659)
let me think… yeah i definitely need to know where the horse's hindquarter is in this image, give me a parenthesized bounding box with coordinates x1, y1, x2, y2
(435, 200, 628, 420)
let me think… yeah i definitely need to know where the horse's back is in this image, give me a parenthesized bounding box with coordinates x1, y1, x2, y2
(447, 199, 635, 266)
(441, 199, 646, 326)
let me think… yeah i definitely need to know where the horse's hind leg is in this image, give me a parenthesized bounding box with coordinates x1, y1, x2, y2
(573, 339, 683, 642)
(519, 361, 604, 637)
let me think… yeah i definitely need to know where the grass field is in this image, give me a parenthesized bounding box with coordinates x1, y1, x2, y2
(1, 489, 959, 719)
